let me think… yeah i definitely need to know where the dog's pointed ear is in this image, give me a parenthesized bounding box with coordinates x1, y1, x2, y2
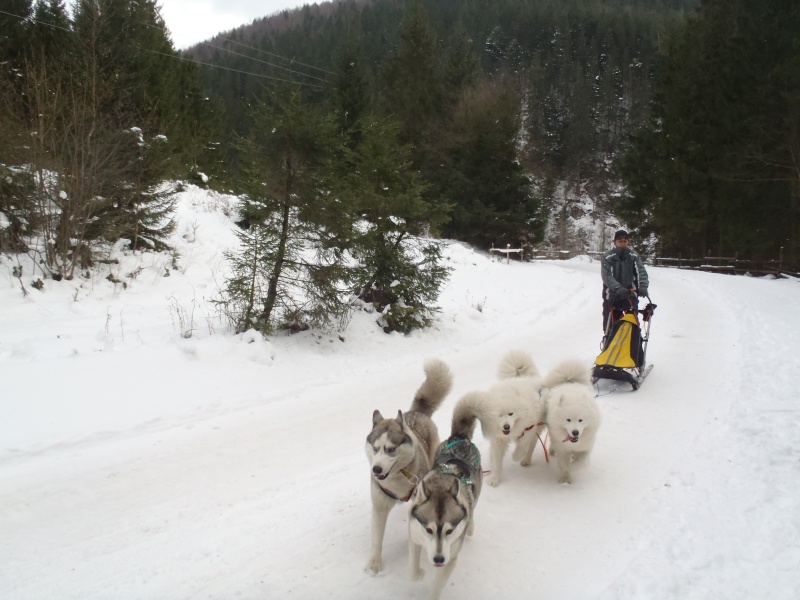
(415, 479, 429, 502)
(448, 477, 460, 497)
(372, 409, 384, 426)
(395, 410, 404, 425)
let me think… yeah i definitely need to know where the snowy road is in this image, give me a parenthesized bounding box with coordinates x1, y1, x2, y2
(2, 209, 799, 599)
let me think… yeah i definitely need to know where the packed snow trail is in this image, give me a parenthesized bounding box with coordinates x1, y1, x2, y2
(1, 215, 798, 599)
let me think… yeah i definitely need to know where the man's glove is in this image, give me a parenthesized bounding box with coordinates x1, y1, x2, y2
(637, 286, 648, 297)
(615, 287, 631, 300)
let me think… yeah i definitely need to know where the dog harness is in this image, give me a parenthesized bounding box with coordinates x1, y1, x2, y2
(435, 438, 480, 487)
(377, 468, 418, 502)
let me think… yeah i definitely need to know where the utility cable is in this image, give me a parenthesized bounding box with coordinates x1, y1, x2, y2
(0, 8, 327, 89)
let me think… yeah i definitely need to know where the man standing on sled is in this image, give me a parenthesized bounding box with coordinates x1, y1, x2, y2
(601, 229, 649, 332)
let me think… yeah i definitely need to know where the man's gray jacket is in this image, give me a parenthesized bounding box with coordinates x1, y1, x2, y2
(601, 247, 649, 299)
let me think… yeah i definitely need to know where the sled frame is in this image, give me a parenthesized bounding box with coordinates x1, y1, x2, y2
(592, 297, 656, 391)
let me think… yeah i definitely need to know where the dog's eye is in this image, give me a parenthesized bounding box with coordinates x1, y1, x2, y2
(578, 419, 583, 423)
(386, 447, 395, 454)
(566, 418, 571, 423)
(508, 412, 514, 416)
(426, 527, 434, 535)
(445, 528, 454, 536)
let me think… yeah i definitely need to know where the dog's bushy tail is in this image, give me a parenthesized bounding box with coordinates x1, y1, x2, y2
(451, 391, 493, 439)
(497, 349, 540, 379)
(543, 359, 592, 388)
(410, 358, 453, 417)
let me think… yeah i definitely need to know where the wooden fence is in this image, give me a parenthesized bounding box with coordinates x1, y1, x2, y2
(489, 244, 524, 263)
(648, 255, 797, 278)
(526, 249, 798, 278)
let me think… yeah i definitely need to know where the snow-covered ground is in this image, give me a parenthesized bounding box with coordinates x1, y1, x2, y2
(1, 184, 798, 600)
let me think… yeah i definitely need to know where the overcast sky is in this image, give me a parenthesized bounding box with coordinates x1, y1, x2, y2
(158, 1, 313, 49)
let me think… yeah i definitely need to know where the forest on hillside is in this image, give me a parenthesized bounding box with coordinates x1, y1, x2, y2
(192, 0, 696, 253)
(1, 0, 798, 331)
(187, 0, 797, 264)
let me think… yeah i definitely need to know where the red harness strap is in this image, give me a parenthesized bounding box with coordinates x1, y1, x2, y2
(517, 422, 550, 464)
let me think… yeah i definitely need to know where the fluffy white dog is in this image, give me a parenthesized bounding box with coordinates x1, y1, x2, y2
(544, 359, 601, 484)
(457, 350, 547, 487)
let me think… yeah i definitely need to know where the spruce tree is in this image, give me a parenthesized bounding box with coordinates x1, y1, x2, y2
(0, 2, 34, 251)
(333, 35, 370, 138)
(382, 2, 443, 150)
(619, 0, 799, 263)
(346, 117, 450, 334)
(436, 76, 545, 252)
(68, 0, 190, 255)
(218, 86, 353, 334)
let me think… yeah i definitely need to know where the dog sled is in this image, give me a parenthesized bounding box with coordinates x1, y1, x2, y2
(592, 294, 656, 392)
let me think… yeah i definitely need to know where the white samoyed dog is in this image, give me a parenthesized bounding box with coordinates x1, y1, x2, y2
(457, 350, 547, 487)
(543, 359, 601, 484)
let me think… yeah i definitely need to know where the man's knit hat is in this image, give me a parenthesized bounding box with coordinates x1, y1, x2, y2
(614, 229, 629, 241)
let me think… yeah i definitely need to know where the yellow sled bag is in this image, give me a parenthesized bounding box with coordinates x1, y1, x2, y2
(595, 313, 644, 369)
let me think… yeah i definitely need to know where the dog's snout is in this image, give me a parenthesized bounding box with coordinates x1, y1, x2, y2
(372, 465, 382, 475)
(503, 424, 511, 432)
(571, 430, 579, 437)
(433, 555, 445, 565)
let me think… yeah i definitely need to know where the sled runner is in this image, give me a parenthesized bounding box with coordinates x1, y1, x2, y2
(592, 294, 656, 392)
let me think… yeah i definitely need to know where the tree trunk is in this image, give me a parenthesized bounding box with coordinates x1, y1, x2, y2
(262, 159, 293, 325)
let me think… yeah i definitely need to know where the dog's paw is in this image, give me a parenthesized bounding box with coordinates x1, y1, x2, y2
(410, 566, 425, 581)
(365, 557, 382, 574)
(520, 458, 531, 467)
(489, 477, 500, 487)
(558, 474, 572, 485)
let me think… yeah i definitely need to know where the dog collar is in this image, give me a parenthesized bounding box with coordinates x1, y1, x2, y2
(376, 467, 418, 502)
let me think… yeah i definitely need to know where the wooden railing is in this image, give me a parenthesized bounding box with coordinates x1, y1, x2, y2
(489, 244, 524, 263)
(525, 249, 798, 278)
(649, 256, 797, 277)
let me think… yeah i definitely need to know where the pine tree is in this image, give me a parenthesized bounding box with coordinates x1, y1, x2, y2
(436, 76, 545, 252)
(333, 34, 370, 138)
(346, 117, 451, 334)
(29, 0, 71, 59)
(218, 86, 353, 334)
(382, 2, 443, 150)
(0, 0, 31, 66)
(67, 0, 194, 255)
(0, 2, 34, 251)
(619, 0, 799, 264)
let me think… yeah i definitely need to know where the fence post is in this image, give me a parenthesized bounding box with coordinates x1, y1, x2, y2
(506, 243, 510, 264)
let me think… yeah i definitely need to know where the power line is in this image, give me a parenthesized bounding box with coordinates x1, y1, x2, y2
(150, 50, 325, 89)
(0, 7, 71, 32)
(0, 8, 328, 89)
(194, 33, 335, 77)
(191, 41, 329, 84)
(136, 20, 331, 84)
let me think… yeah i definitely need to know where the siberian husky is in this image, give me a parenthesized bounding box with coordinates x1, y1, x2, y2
(408, 396, 483, 600)
(544, 359, 601, 484)
(458, 350, 548, 486)
(364, 358, 453, 574)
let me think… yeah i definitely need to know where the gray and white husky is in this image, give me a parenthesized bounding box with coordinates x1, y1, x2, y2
(408, 397, 483, 600)
(364, 358, 453, 574)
